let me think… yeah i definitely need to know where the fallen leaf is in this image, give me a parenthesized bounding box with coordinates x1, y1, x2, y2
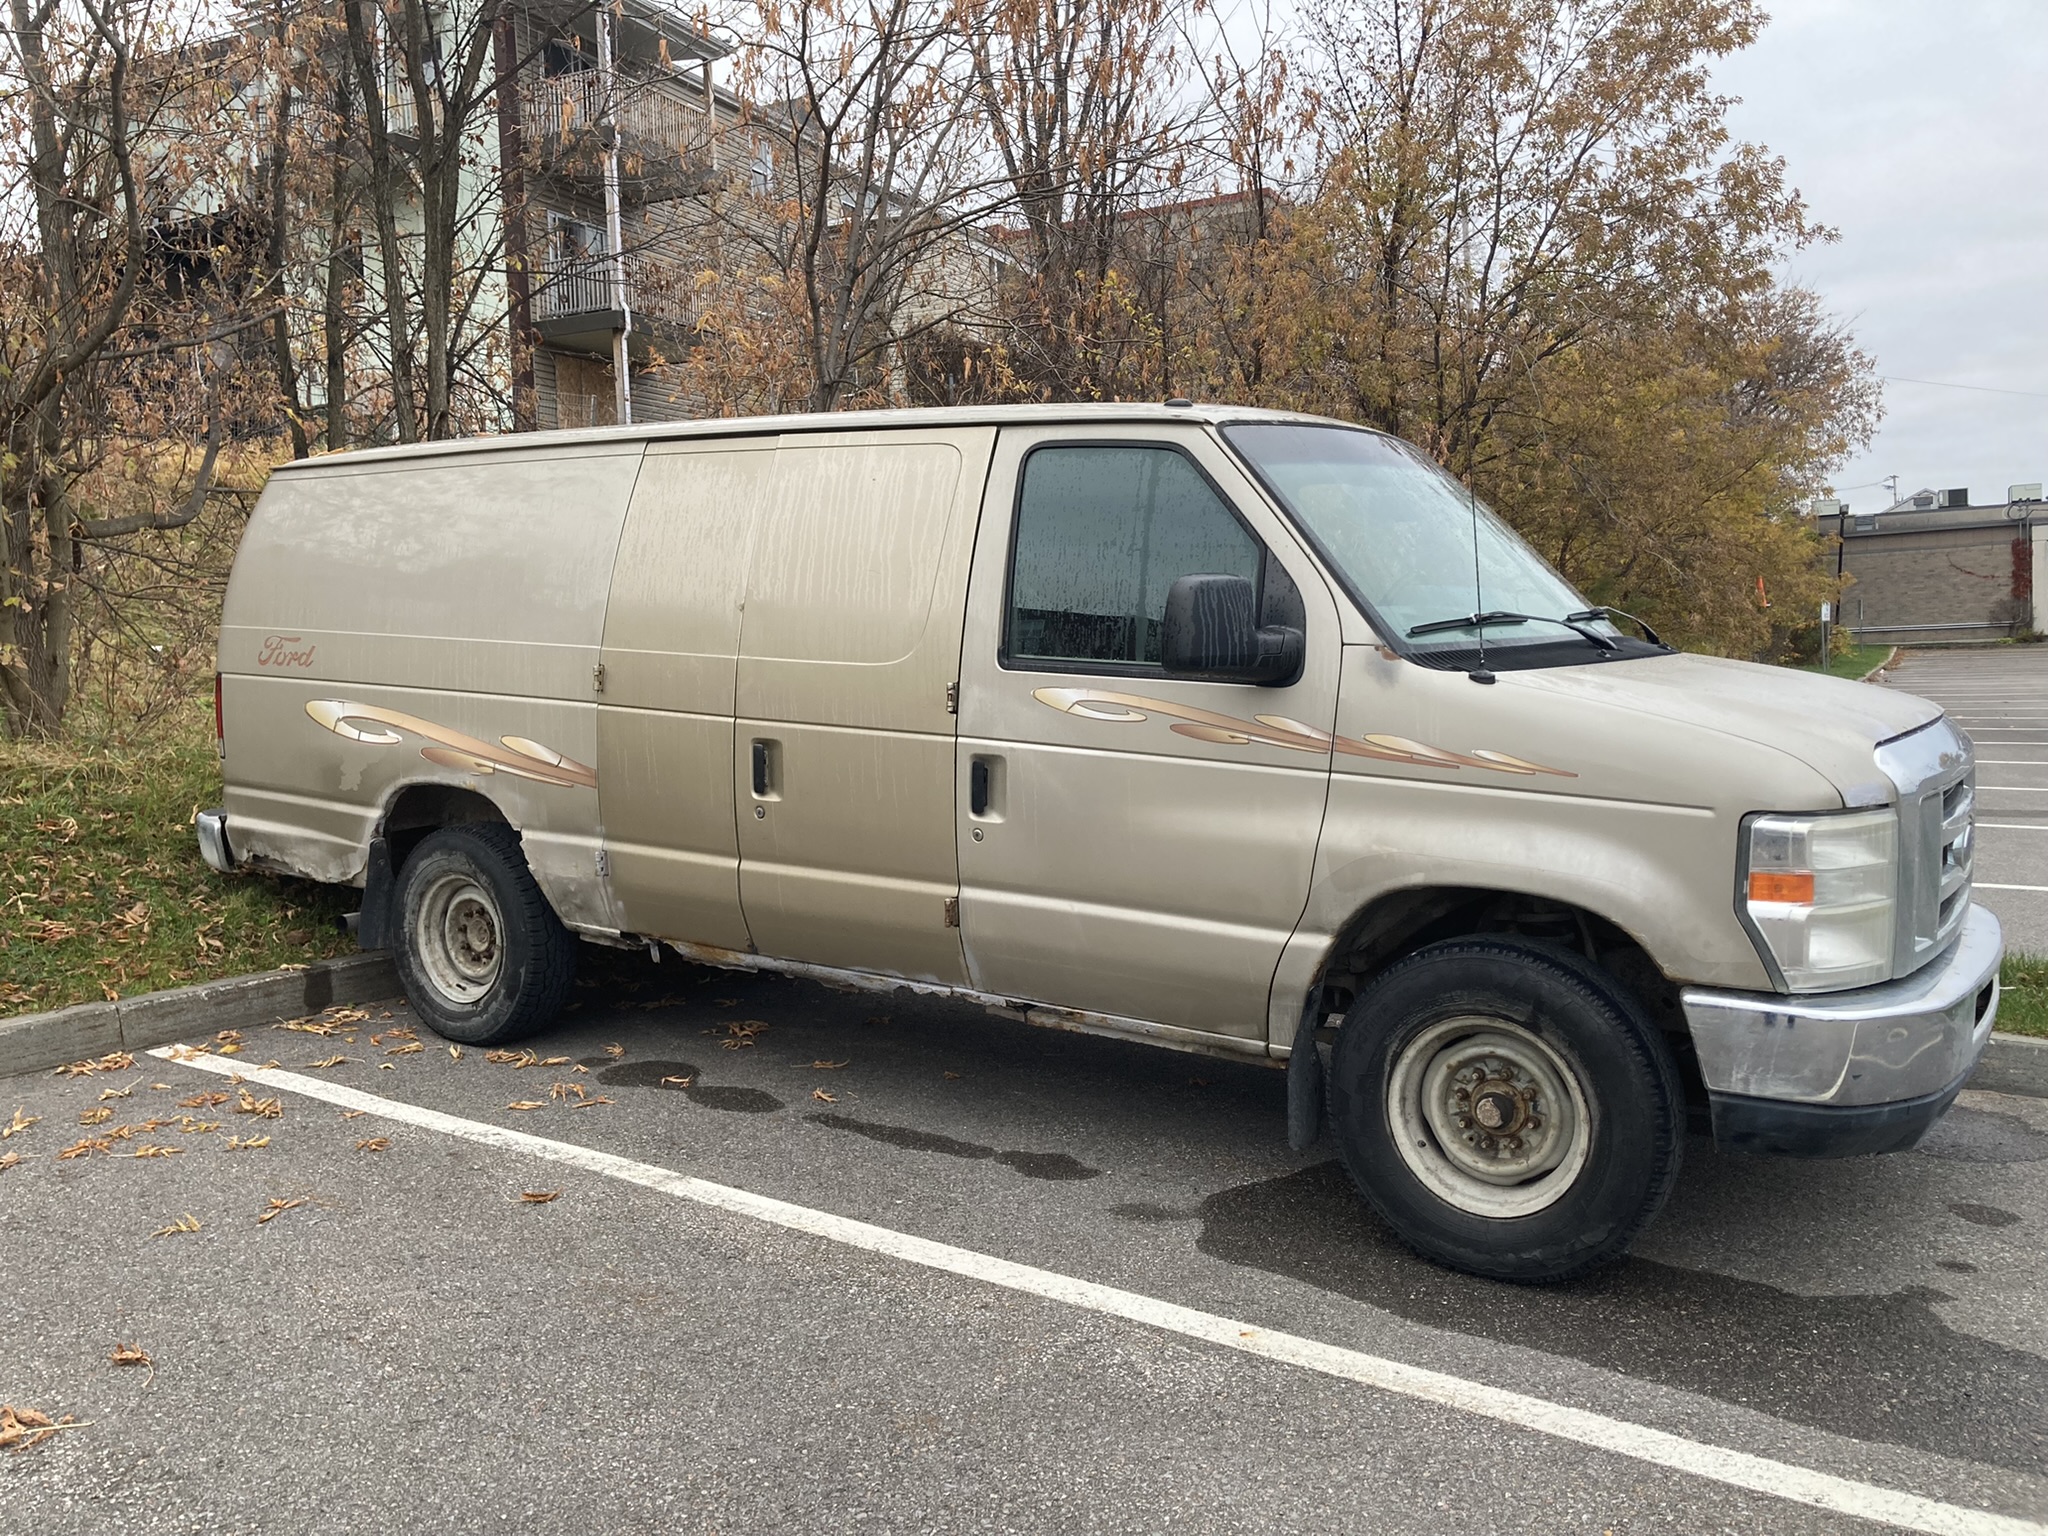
(255, 1197, 305, 1224)
(384, 1041, 423, 1056)
(713, 998, 739, 1008)
(603, 1043, 626, 1058)
(486, 1049, 539, 1068)
(175, 1120, 220, 1135)
(340, 1109, 367, 1120)
(223, 1135, 269, 1150)
(56, 1137, 111, 1161)
(378, 1063, 395, 1071)
(306, 1056, 348, 1070)
(0, 1151, 21, 1174)
(570, 1095, 613, 1109)
(178, 1092, 229, 1109)
(0, 1403, 85, 1451)
(109, 1345, 151, 1368)
(812, 1060, 849, 1070)
(98, 1084, 134, 1101)
(505, 1101, 545, 1112)
(3, 1108, 38, 1138)
(355, 1137, 391, 1152)
(537, 1055, 570, 1067)
(152, 1213, 202, 1237)
(78, 1107, 113, 1126)
(233, 1090, 282, 1120)
(943, 1071, 962, 1080)
(571, 1063, 589, 1074)
(127, 1145, 183, 1159)
(659, 1074, 694, 1087)
(149, 1083, 173, 1090)
(54, 1051, 135, 1078)
(811, 1088, 837, 1103)
(519, 1190, 560, 1203)
(447, 1045, 461, 1062)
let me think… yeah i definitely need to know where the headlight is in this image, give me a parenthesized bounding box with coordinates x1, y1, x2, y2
(1742, 809, 1897, 991)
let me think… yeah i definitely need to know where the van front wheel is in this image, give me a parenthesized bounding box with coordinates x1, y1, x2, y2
(1327, 939, 1681, 1283)
(391, 824, 575, 1045)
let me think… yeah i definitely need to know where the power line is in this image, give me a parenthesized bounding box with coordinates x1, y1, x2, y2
(1881, 374, 2048, 400)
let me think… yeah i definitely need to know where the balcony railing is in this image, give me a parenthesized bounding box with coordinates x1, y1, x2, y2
(524, 70, 710, 155)
(531, 251, 692, 326)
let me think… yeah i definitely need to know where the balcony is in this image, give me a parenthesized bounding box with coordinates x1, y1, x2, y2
(530, 250, 693, 356)
(522, 71, 718, 201)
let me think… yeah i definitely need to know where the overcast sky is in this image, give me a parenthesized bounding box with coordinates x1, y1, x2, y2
(1712, 0, 2048, 510)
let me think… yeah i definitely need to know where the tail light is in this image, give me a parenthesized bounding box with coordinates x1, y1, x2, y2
(214, 673, 225, 760)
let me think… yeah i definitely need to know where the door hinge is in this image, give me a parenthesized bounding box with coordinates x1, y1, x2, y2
(595, 846, 610, 878)
(593, 662, 607, 694)
(942, 896, 960, 928)
(945, 681, 958, 714)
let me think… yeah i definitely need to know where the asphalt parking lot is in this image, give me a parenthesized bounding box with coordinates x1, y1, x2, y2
(3, 941, 2045, 1533)
(1886, 646, 2048, 955)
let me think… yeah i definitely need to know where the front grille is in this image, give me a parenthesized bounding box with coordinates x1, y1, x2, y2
(1875, 718, 1973, 979)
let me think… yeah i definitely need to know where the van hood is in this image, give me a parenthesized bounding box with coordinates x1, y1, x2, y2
(1506, 652, 1945, 804)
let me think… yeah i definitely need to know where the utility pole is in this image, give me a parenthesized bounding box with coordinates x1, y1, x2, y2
(596, 0, 633, 425)
(1882, 473, 1899, 508)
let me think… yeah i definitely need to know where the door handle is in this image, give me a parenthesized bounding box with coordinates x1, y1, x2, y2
(751, 739, 776, 798)
(968, 754, 1003, 820)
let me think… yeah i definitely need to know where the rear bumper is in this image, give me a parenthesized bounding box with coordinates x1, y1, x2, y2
(1681, 903, 2001, 1156)
(195, 808, 235, 874)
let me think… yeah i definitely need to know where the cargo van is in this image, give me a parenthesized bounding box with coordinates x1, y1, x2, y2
(201, 403, 2000, 1281)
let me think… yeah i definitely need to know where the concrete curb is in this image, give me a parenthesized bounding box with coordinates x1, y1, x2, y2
(1970, 1030, 2048, 1100)
(0, 952, 400, 1080)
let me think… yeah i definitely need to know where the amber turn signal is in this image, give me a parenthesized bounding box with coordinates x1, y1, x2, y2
(1748, 870, 1815, 904)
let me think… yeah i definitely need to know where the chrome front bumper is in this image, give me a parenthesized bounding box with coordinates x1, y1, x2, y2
(195, 808, 235, 874)
(1681, 903, 2001, 1156)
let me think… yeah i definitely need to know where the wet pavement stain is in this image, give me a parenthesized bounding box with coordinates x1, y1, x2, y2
(1110, 1202, 1202, 1224)
(807, 1113, 1102, 1181)
(598, 1060, 785, 1114)
(1197, 1162, 2048, 1474)
(1915, 1106, 2048, 1163)
(1950, 1200, 2023, 1228)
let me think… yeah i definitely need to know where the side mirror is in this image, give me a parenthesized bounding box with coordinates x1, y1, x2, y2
(1161, 574, 1304, 685)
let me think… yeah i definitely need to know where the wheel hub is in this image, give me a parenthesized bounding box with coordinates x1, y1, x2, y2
(1385, 1017, 1593, 1218)
(412, 872, 506, 1007)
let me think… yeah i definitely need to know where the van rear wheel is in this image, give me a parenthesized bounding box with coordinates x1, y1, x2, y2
(1327, 938, 1681, 1283)
(391, 823, 575, 1046)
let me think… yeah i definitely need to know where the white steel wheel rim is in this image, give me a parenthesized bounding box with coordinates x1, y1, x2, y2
(1385, 1015, 1592, 1219)
(413, 871, 504, 1007)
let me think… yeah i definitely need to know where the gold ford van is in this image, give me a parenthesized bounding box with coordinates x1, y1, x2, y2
(199, 403, 2000, 1281)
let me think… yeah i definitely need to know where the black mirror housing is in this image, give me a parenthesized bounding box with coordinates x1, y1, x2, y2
(1161, 574, 1303, 685)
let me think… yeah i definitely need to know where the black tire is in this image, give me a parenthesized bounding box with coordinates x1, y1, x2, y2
(390, 823, 575, 1046)
(1327, 938, 1682, 1284)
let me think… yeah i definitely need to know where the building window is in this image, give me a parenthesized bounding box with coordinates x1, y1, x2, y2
(1006, 445, 1263, 669)
(749, 145, 774, 195)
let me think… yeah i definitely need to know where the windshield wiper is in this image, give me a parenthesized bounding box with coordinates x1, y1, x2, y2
(1568, 606, 1668, 649)
(1406, 610, 1620, 652)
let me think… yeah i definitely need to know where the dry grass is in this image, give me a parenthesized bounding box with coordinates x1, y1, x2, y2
(1, 699, 352, 1018)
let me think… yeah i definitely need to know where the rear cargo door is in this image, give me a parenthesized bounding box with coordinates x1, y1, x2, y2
(730, 426, 996, 985)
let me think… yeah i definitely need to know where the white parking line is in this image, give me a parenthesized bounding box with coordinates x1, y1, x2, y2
(1976, 786, 2048, 792)
(150, 1046, 2045, 1536)
(1975, 883, 2048, 894)
(1977, 824, 2048, 831)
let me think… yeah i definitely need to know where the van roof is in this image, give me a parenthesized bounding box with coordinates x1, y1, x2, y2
(269, 401, 1368, 474)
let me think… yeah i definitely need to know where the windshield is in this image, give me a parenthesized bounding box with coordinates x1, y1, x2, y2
(1221, 422, 1616, 656)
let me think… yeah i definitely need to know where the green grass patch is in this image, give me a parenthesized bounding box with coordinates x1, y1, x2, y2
(1, 703, 352, 1019)
(1820, 643, 1895, 681)
(1998, 953, 2048, 1038)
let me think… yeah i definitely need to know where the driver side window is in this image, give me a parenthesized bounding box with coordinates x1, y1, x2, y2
(1005, 444, 1265, 670)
